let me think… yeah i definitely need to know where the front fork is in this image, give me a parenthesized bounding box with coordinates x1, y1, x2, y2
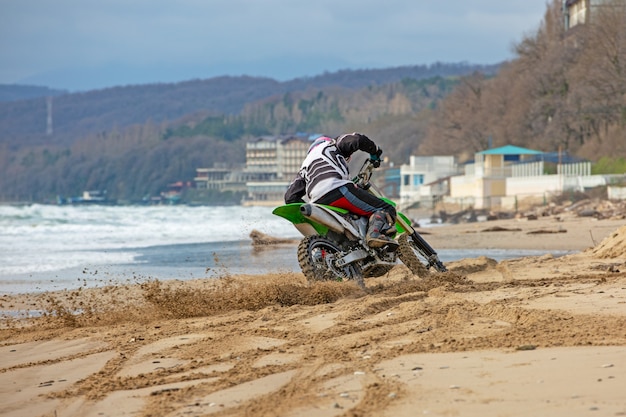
(396, 216, 447, 272)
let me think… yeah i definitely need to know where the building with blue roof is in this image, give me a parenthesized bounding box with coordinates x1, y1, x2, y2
(448, 144, 602, 210)
(477, 145, 544, 156)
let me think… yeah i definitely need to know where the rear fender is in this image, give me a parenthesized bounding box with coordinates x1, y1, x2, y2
(273, 203, 357, 238)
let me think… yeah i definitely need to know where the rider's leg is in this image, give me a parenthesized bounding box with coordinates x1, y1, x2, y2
(366, 211, 395, 247)
(315, 184, 397, 247)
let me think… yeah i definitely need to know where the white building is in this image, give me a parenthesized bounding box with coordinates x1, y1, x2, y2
(399, 156, 459, 209)
(194, 165, 248, 192)
(564, 0, 610, 30)
(447, 145, 606, 209)
(194, 135, 313, 205)
(243, 135, 312, 205)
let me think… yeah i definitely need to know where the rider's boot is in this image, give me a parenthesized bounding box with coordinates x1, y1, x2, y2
(366, 211, 398, 249)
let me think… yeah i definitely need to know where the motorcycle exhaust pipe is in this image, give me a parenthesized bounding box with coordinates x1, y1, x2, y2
(300, 204, 345, 234)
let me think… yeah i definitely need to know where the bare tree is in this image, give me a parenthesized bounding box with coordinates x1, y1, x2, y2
(569, 0, 626, 156)
(420, 73, 492, 158)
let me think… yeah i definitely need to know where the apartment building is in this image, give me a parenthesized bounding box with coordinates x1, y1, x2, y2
(244, 135, 312, 205)
(194, 165, 248, 193)
(564, 0, 618, 30)
(398, 156, 459, 209)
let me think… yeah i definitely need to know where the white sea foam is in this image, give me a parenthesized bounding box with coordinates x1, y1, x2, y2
(0, 204, 299, 277)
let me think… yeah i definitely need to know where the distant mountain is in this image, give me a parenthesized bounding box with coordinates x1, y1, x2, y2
(11, 56, 356, 92)
(0, 62, 500, 149)
(0, 85, 67, 102)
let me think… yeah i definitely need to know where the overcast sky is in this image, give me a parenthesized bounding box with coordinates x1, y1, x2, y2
(0, 0, 549, 91)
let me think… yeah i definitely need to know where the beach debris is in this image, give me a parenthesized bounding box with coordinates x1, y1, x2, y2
(590, 263, 621, 271)
(481, 226, 522, 232)
(548, 198, 626, 220)
(439, 208, 479, 224)
(526, 228, 567, 234)
(435, 197, 626, 225)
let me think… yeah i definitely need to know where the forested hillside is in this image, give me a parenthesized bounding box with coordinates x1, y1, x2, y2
(0, 77, 459, 201)
(0, 66, 479, 202)
(0, 63, 496, 149)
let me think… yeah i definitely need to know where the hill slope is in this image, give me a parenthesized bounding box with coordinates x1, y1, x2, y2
(0, 63, 499, 150)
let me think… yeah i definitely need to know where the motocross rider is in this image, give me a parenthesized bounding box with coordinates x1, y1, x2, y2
(284, 132, 397, 248)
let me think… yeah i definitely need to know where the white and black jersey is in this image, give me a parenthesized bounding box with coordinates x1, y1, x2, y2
(298, 138, 351, 202)
(284, 133, 379, 204)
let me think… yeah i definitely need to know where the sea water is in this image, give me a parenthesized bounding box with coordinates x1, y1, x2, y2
(0, 204, 567, 295)
(0, 204, 302, 294)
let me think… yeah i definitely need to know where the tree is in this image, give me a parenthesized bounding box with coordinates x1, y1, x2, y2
(570, 0, 626, 156)
(418, 0, 626, 161)
(419, 73, 492, 159)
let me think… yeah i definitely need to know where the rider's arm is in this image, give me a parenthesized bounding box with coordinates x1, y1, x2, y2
(284, 173, 306, 204)
(335, 132, 380, 157)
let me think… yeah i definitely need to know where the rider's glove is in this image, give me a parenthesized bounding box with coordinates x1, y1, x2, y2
(369, 146, 383, 168)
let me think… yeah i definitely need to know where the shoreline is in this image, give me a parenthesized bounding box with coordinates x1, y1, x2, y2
(2, 213, 621, 296)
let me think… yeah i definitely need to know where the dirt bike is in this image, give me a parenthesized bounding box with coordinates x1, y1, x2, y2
(272, 157, 447, 288)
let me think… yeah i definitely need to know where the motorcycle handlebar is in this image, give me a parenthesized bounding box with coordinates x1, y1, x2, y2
(352, 158, 376, 188)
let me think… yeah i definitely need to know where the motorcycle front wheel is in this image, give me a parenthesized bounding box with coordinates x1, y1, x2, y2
(297, 235, 364, 288)
(397, 233, 431, 278)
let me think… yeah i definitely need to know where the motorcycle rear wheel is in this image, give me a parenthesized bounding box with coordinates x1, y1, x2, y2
(397, 233, 431, 278)
(297, 235, 364, 288)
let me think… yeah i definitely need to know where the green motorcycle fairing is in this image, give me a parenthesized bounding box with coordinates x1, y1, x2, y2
(272, 200, 412, 236)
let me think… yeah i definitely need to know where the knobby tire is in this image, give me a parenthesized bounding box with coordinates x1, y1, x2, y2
(397, 233, 431, 278)
(297, 235, 364, 288)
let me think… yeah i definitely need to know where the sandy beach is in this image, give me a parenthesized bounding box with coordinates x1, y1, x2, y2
(1, 211, 625, 417)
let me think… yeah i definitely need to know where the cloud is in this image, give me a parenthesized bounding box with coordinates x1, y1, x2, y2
(0, 0, 548, 90)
